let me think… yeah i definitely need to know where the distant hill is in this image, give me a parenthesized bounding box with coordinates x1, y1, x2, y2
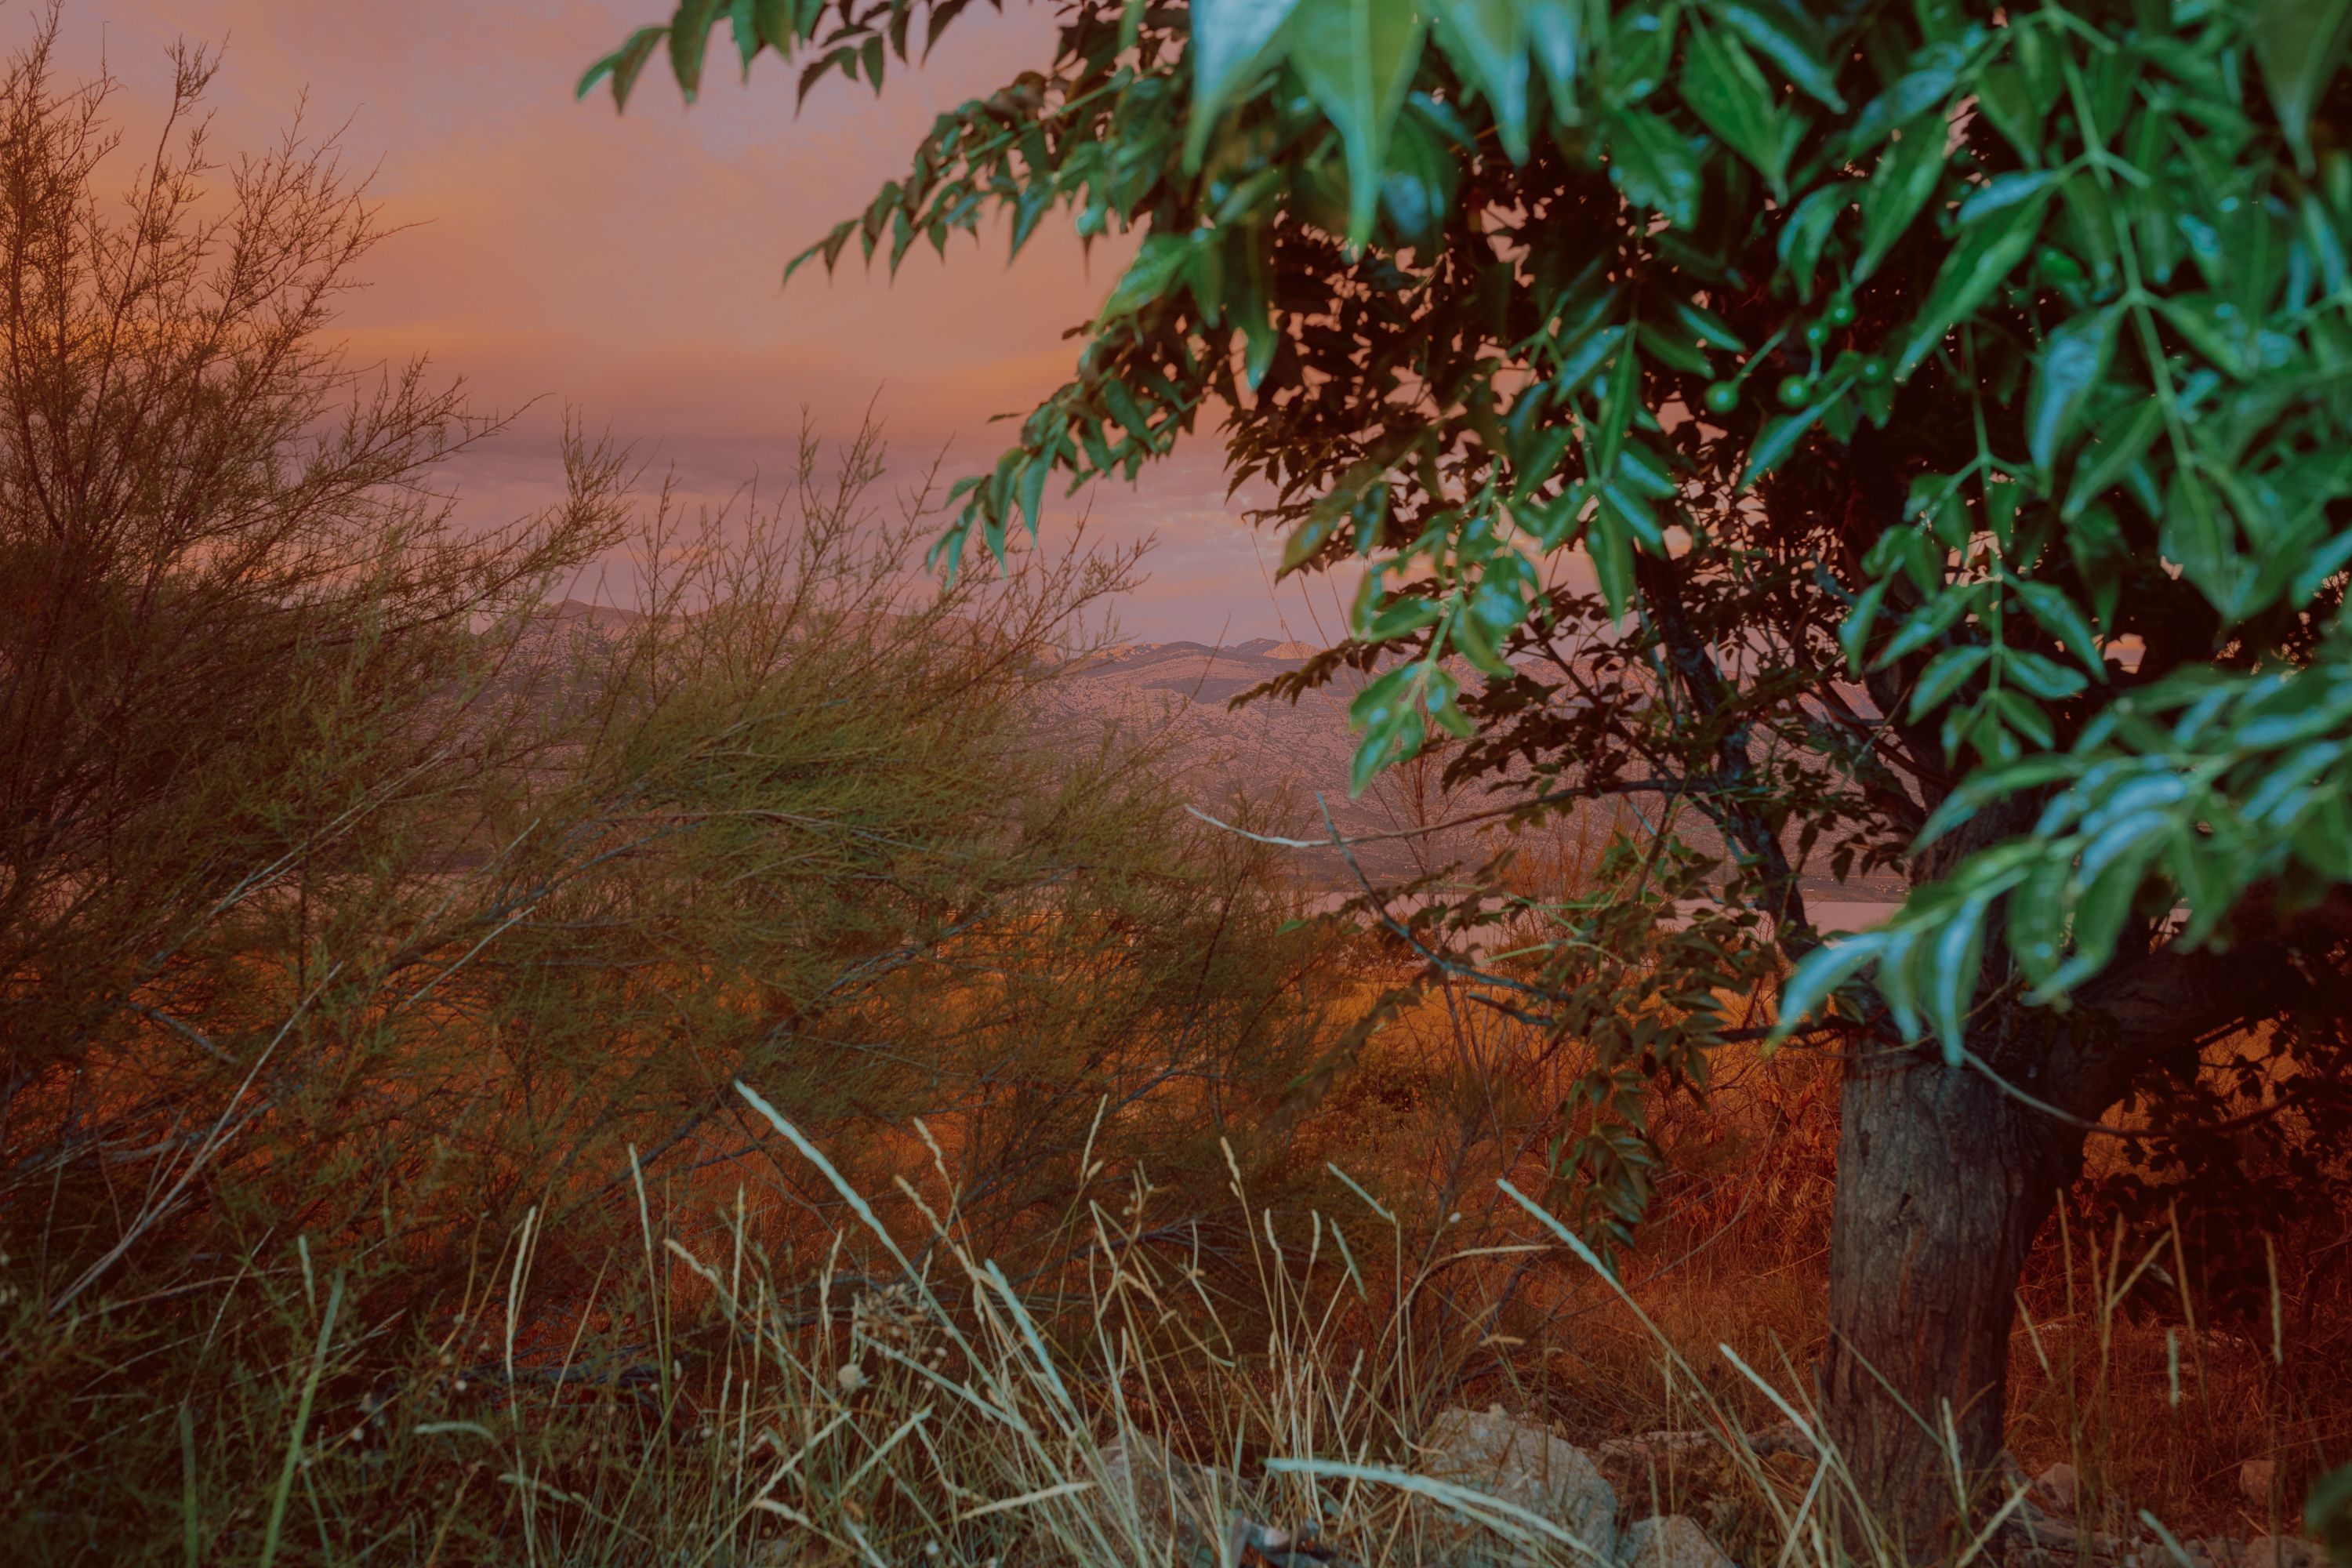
(511, 605, 1905, 905)
(1044, 637, 1910, 907)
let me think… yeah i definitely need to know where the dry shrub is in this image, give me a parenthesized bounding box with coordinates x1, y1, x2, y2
(0, 24, 1356, 1558)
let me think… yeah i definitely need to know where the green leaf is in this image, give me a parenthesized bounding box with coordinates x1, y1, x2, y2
(2013, 579, 2105, 675)
(1289, 459, 1388, 570)
(1508, 424, 1574, 499)
(1742, 397, 1829, 485)
(1670, 298, 1744, 352)
(1910, 643, 1991, 717)
(1097, 234, 1193, 325)
(1101, 378, 1159, 447)
(1839, 575, 1892, 673)
(1348, 662, 1429, 793)
(2160, 473, 2238, 607)
(1523, 0, 1591, 120)
(1680, 21, 1791, 195)
(1875, 584, 1976, 666)
(1361, 593, 1444, 641)
(1586, 495, 1635, 613)
(1597, 475, 1664, 550)
(1854, 113, 1948, 281)
(2062, 399, 2164, 520)
(1614, 434, 1682, 498)
(1606, 109, 1702, 228)
(1709, 0, 1846, 111)
(2002, 647, 2088, 701)
(1186, 0, 1306, 167)
(1777, 183, 1849, 300)
(1458, 555, 1534, 673)
(2158, 293, 2259, 379)
(669, 0, 721, 99)
(1992, 687, 2055, 751)
(1288, 0, 1428, 245)
(2025, 305, 2119, 473)
(729, 0, 760, 75)
(1893, 191, 2053, 381)
(753, 0, 794, 49)
(1926, 891, 1992, 1062)
(1426, 661, 1475, 737)
(2057, 815, 2170, 985)
(1379, 106, 1460, 251)
(1973, 64, 2044, 161)
(1956, 169, 2060, 225)
(579, 26, 669, 108)
(1847, 58, 1960, 153)
(1771, 931, 1891, 1042)
(1433, 0, 1532, 160)
(2252, 0, 2352, 171)
(1595, 331, 1639, 476)
(1639, 319, 1711, 376)
(1605, 4, 1675, 107)
(1227, 226, 1283, 389)
(1014, 455, 1048, 535)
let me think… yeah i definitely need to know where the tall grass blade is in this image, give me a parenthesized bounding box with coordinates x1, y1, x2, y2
(259, 1270, 344, 1568)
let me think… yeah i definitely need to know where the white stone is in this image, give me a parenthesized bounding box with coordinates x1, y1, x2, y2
(1419, 1406, 1619, 1565)
(1094, 1434, 1253, 1561)
(2244, 1537, 2330, 1568)
(1617, 1515, 1736, 1568)
(2034, 1461, 2081, 1517)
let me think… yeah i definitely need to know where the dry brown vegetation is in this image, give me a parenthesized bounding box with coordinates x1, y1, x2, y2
(1, 17, 2347, 1567)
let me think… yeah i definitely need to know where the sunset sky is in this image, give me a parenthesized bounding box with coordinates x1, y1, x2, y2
(53, 0, 1360, 643)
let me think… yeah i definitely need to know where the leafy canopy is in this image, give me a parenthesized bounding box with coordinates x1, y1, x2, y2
(586, 0, 2352, 1076)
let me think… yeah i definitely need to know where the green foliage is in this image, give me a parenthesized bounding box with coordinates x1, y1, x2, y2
(2313, 1461, 2352, 1566)
(597, 0, 2352, 1085)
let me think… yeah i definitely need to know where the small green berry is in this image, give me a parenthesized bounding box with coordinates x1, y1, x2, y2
(1857, 355, 1889, 386)
(1777, 374, 1813, 408)
(1804, 321, 1832, 350)
(1702, 381, 1740, 415)
(1828, 299, 1857, 328)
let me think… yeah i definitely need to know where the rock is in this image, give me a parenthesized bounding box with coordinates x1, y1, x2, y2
(1094, 1434, 1260, 1563)
(2153, 1539, 2236, 1568)
(1617, 1515, 1735, 1568)
(2243, 1537, 2329, 1568)
(2241, 1460, 2280, 1508)
(1998, 1477, 2124, 1566)
(2034, 1462, 2081, 1518)
(1417, 1406, 1619, 1566)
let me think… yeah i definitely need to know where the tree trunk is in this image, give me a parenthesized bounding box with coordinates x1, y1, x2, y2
(1824, 1040, 2085, 1556)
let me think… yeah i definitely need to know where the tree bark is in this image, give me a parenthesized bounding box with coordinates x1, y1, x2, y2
(1824, 1040, 2083, 1556)
(1818, 922, 2295, 1555)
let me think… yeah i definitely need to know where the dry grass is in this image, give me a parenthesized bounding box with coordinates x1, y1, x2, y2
(6, 987, 2349, 1565)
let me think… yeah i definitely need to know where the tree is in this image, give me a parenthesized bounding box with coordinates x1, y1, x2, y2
(588, 0, 2352, 1544)
(0, 11, 630, 1086)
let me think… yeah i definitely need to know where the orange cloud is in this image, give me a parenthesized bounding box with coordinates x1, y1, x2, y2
(49, 0, 1323, 638)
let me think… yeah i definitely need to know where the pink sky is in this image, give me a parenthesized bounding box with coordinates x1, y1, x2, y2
(52, 0, 1359, 642)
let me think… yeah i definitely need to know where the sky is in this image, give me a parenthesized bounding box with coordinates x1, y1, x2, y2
(50, 0, 1359, 644)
